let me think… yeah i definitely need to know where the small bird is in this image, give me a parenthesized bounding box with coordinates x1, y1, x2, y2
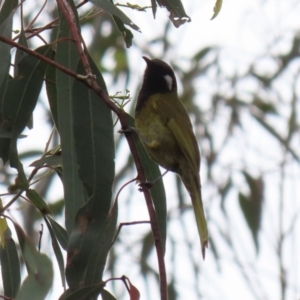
(135, 57, 208, 258)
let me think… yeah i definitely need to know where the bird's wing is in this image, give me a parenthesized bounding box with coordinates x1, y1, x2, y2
(153, 94, 200, 172)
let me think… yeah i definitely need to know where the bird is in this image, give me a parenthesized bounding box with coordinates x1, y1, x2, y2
(134, 56, 208, 258)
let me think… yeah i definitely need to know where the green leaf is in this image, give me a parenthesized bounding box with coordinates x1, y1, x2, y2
(0, 0, 15, 164)
(2, 45, 50, 138)
(59, 283, 105, 300)
(9, 220, 53, 300)
(0, 0, 17, 25)
(193, 47, 214, 62)
(156, 0, 191, 28)
(252, 97, 277, 114)
(0, 0, 17, 87)
(0, 45, 50, 165)
(238, 172, 264, 253)
(211, 0, 223, 20)
(84, 200, 118, 286)
(46, 216, 68, 250)
(15, 253, 53, 300)
(26, 189, 52, 215)
(55, 3, 84, 235)
(90, 0, 140, 32)
(14, 28, 28, 77)
(0, 224, 21, 298)
(30, 154, 62, 168)
(14, 29, 33, 129)
(66, 55, 115, 288)
(150, 0, 157, 18)
(7, 153, 28, 190)
(112, 15, 134, 48)
(44, 217, 66, 289)
(101, 289, 117, 300)
(45, 50, 59, 130)
(0, 130, 26, 139)
(126, 113, 167, 254)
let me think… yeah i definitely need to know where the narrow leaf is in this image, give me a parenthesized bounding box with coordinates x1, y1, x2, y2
(9, 220, 53, 300)
(55, 3, 84, 235)
(0, 223, 20, 298)
(112, 15, 134, 48)
(46, 216, 68, 250)
(0, 45, 50, 165)
(59, 283, 105, 300)
(211, 0, 223, 20)
(1, 45, 50, 138)
(238, 172, 264, 252)
(14, 28, 28, 77)
(66, 55, 115, 288)
(0, 217, 7, 248)
(0, 0, 18, 87)
(156, 0, 191, 27)
(26, 189, 51, 215)
(84, 200, 118, 286)
(44, 217, 66, 289)
(15, 253, 53, 300)
(45, 50, 59, 129)
(90, 0, 140, 32)
(30, 154, 62, 168)
(101, 289, 117, 300)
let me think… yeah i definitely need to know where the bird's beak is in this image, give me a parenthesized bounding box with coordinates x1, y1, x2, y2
(142, 56, 151, 65)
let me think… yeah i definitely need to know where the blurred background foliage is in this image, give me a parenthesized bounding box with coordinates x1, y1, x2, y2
(0, 0, 299, 299)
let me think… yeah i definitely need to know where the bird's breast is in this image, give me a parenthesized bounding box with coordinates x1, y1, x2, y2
(135, 96, 181, 171)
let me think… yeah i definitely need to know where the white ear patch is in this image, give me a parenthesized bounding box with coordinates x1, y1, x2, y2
(164, 75, 173, 91)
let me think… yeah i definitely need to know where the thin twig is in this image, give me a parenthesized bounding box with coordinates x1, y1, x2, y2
(25, 0, 48, 30)
(111, 220, 150, 246)
(38, 224, 44, 252)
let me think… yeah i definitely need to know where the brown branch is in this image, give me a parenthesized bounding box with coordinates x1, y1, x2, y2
(56, 0, 93, 80)
(0, 35, 80, 80)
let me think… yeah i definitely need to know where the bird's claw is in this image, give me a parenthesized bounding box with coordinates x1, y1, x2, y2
(138, 181, 154, 191)
(118, 127, 135, 134)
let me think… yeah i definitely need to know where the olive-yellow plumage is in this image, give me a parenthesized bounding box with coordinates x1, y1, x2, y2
(135, 57, 208, 258)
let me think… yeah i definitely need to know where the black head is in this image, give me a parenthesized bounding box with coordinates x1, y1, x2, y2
(136, 57, 177, 111)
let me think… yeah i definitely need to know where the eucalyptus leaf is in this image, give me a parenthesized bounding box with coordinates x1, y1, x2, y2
(156, 0, 191, 27)
(59, 283, 105, 300)
(0, 224, 21, 298)
(0, 0, 17, 87)
(211, 0, 223, 20)
(66, 55, 115, 288)
(44, 217, 66, 289)
(55, 2, 84, 235)
(90, 0, 140, 32)
(9, 220, 53, 300)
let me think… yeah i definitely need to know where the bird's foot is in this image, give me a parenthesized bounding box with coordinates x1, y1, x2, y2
(138, 170, 169, 191)
(118, 127, 137, 135)
(138, 181, 155, 191)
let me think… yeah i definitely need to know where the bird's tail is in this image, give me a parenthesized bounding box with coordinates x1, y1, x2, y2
(191, 185, 208, 259)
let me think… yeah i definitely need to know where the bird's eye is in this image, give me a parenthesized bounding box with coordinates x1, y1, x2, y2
(163, 75, 173, 91)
